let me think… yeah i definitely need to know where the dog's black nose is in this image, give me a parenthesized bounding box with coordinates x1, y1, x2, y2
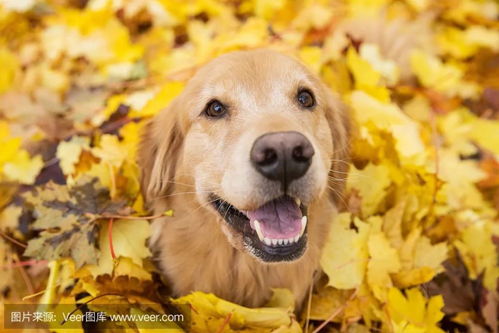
(250, 131, 314, 186)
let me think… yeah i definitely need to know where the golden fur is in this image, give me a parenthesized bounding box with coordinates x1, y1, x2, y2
(139, 49, 350, 308)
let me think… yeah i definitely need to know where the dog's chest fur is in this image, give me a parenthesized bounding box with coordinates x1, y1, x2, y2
(150, 196, 334, 308)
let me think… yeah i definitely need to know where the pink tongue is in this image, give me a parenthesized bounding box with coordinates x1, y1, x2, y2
(246, 196, 302, 239)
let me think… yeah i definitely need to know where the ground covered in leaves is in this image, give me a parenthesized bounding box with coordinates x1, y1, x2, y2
(0, 0, 498, 332)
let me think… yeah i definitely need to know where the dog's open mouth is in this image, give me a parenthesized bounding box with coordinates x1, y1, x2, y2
(210, 195, 307, 262)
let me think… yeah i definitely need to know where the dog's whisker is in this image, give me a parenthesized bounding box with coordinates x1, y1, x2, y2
(329, 158, 351, 165)
(331, 144, 351, 154)
(328, 178, 347, 183)
(155, 178, 221, 189)
(329, 169, 351, 175)
(154, 190, 211, 200)
(155, 180, 197, 188)
(330, 173, 368, 181)
(328, 173, 348, 179)
(327, 185, 350, 209)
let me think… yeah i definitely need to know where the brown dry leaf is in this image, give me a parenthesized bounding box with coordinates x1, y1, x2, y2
(426, 257, 477, 315)
(23, 177, 131, 268)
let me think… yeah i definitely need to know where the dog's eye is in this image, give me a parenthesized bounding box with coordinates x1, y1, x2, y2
(204, 100, 227, 118)
(297, 89, 315, 109)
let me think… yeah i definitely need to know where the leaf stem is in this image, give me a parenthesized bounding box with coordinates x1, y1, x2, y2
(305, 276, 313, 333)
(0, 231, 27, 248)
(312, 289, 357, 333)
(216, 312, 233, 333)
(108, 218, 116, 260)
(87, 212, 170, 221)
(23, 282, 60, 301)
(13, 254, 34, 295)
(2, 259, 47, 269)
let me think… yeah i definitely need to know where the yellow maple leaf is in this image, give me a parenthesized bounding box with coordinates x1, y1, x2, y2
(469, 116, 499, 156)
(254, 0, 288, 21)
(138, 82, 185, 117)
(438, 150, 487, 210)
(350, 91, 427, 166)
(307, 286, 356, 321)
(3, 150, 43, 184)
(347, 47, 380, 87)
(321, 213, 370, 289)
(392, 123, 427, 166)
(387, 288, 445, 333)
(350, 90, 407, 129)
(0, 121, 21, 164)
(410, 50, 478, 98)
(88, 218, 152, 278)
(79, 163, 111, 193)
(367, 219, 401, 300)
(120, 121, 143, 157)
(413, 235, 447, 272)
(393, 268, 436, 290)
(43, 6, 143, 69)
(359, 43, 400, 85)
(0, 204, 22, 231)
(40, 64, 69, 94)
(455, 221, 499, 290)
(347, 0, 391, 16)
(347, 48, 390, 101)
(347, 162, 392, 217)
(92, 134, 128, 168)
(299, 46, 323, 74)
(215, 17, 268, 51)
(437, 26, 479, 59)
(56, 136, 90, 176)
(172, 291, 300, 332)
(437, 25, 499, 59)
(393, 228, 447, 288)
(382, 199, 406, 249)
(292, 3, 333, 30)
(0, 47, 18, 93)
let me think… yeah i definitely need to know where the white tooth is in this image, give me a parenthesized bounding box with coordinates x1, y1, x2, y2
(295, 198, 301, 206)
(272, 239, 278, 246)
(283, 238, 289, 245)
(278, 239, 283, 245)
(254, 220, 264, 242)
(294, 235, 300, 243)
(264, 238, 272, 246)
(300, 216, 307, 236)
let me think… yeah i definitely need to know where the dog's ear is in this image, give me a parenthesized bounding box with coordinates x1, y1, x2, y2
(138, 99, 185, 204)
(323, 88, 351, 206)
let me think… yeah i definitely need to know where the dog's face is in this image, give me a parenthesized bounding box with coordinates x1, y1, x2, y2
(141, 50, 350, 263)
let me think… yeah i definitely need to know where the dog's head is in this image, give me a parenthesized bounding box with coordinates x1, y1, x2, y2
(140, 49, 350, 263)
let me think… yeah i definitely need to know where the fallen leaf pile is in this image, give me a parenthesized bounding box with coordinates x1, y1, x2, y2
(0, 0, 498, 332)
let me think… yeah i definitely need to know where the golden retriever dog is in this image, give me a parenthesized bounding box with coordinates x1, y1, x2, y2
(139, 49, 350, 308)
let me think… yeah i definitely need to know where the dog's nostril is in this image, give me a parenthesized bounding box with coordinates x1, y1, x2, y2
(292, 144, 314, 162)
(292, 146, 304, 161)
(261, 148, 278, 165)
